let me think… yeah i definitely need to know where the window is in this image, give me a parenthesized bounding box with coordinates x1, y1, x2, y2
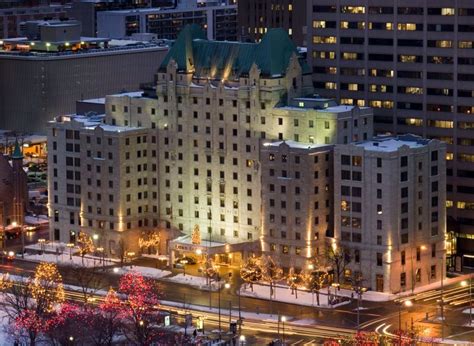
(377, 253, 383, 266)
(401, 272, 406, 287)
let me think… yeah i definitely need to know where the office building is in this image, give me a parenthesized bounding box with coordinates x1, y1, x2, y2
(67, 0, 156, 37)
(308, 0, 474, 267)
(96, 0, 237, 40)
(238, 0, 307, 46)
(0, 21, 168, 133)
(334, 135, 446, 293)
(0, 3, 68, 38)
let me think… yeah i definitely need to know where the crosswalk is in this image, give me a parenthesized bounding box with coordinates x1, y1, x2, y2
(394, 283, 473, 307)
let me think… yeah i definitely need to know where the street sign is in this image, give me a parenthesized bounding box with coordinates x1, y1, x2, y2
(164, 315, 170, 327)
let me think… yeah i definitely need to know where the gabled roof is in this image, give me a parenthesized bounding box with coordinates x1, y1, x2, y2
(160, 24, 310, 78)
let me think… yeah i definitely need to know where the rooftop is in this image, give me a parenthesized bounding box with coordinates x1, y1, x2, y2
(355, 134, 432, 152)
(160, 24, 310, 78)
(264, 140, 330, 150)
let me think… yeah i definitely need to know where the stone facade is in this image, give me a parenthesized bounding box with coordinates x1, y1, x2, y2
(334, 136, 447, 293)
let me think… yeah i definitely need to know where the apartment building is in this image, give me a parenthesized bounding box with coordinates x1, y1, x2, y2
(334, 135, 446, 293)
(97, 0, 237, 41)
(307, 0, 474, 266)
(47, 112, 158, 254)
(238, 0, 307, 46)
(260, 141, 333, 269)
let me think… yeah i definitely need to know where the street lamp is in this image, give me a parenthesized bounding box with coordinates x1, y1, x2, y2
(218, 282, 230, 339)
(182, 259, 188, 276)
(239, 334, 246, 345)
(38, 238, 46, 255)
(398, 300, 413, 345)
(461, 277, 472, 325)
(66, 243, 74, 260)
(281, 316, 287, 344)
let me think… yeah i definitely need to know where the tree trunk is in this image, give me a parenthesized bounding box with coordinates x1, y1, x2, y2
(316, 291, 320, 306)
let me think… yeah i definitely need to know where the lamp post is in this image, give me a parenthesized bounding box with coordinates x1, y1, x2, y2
(398, 300, 413, 345)
(239, 335, 245, 345)
(182, 259, 188, 276)
(96, 247, 104, 268)
(461, 277, 472, 325)
(439, 254, 445, 340)
(38, 238, 46, 255)
(66, 243, 74, 260)
(281, 316, 286, 344)
(218, 282, 230, 339)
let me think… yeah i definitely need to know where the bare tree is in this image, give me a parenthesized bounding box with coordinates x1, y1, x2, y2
(261, 256, 284, 299)
(325, 241, 351, 284)
(286, 267, 304, 299)
(67, 265, 106, 304)
(240, 255, 263, 292)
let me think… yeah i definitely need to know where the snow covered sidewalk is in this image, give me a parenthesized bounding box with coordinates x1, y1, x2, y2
(240, 283, 349, 308)
(164, 274, 222, 291)
(110, 266, 171, 280)
(23, 253, 117, 268)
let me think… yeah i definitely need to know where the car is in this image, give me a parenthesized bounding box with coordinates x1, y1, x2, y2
(177, 256, 197, 265)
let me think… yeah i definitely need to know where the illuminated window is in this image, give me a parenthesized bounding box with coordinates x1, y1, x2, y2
(427, 120, 454, 128)
(341, 6, 365, 14)
(341, 98, 354, 105)
(459, 41, 473, 49)
(441, 8, 455, 16)
(325, 82, 337, 90)
(446, 153, 453, 160)
(313, 20, 326, 28)
(357, 100, 366, 107)
(298, 102, 305, 108)
(348, 83, 358, 91)
(446, 200, 453, 208)
(313, 36, 337, 44)
(397, 23, 417, 31)
(342, 52, 358, 60)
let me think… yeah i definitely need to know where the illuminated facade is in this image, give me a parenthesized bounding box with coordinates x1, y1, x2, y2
(334, 135, 446, 293)
(47, 112, 154, 254)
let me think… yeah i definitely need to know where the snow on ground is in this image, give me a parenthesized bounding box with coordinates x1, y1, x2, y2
(25, 241, 75, 253)
(23, 253, 116, 268)
(164, 274, 222, 291)
(240, 283, 349, 308)
(110, 266, 171, 280)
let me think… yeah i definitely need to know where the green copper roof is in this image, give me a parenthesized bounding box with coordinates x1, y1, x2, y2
(12, 140, 23, 159)
(160, 25, 310, 78)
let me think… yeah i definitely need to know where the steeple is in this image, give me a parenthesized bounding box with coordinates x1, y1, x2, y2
(12, 140, 23, 160)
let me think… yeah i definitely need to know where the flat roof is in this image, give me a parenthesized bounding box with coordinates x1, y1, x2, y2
(356, 137, 429, 152)
(263, 140, 330, 150)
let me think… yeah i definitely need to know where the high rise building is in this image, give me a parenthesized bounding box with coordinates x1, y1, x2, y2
(0, 23, 168, 133)
(238, 0, 307, 45)
(308, 0, 474, 267)
(96, 0, 237, 41)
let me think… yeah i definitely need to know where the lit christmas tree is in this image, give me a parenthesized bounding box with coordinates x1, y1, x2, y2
(191, 224, 201, 245)
(77, 231, 95, 265)
(30, 262, 65, 313)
